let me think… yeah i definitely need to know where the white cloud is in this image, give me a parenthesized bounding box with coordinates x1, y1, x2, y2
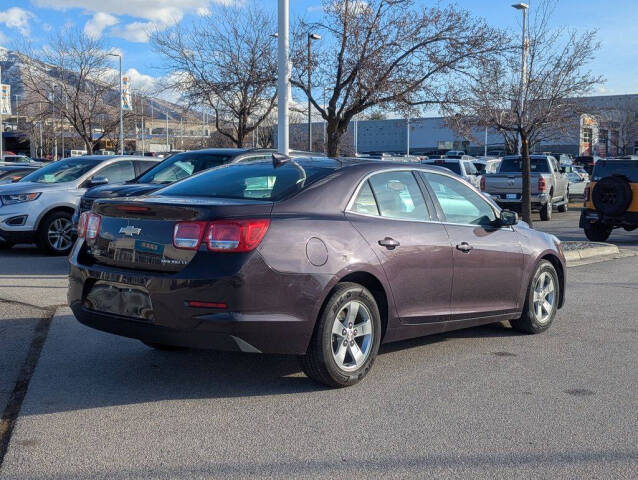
(84, 12, 118, 39)
(111, 21, 156, 43)
(0, 7, 35, 36)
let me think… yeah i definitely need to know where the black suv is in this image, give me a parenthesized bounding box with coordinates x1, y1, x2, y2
(580, 159, 638, 241)
(73, 148, 320, 225)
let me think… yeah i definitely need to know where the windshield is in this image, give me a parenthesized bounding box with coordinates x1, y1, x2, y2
(138, 152, 233, 184)
(157, 160, 338, 201)
(499, 157, 550, 173)
(19, 158, 98, 183)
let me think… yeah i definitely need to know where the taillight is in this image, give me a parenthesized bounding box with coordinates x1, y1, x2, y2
(538, 177, 546, 192)
(83, 213, 101, 239)
(206, 219, 270, 252)
(173, 221, 206, 250)
(480, 176, 486, 191)
(77, 211, 89, 238)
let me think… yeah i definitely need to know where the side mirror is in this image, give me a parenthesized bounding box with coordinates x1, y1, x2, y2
(89, 175, 109, 187)
(499, 209, 518, 226)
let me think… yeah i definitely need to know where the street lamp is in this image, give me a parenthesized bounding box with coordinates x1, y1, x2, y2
(107, 52, 124, 155)
(277, 0, 289, 155)
(307, 32, 321, 152)
(512, 2, 529, 156)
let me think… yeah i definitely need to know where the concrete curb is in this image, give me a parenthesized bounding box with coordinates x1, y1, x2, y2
(563, 241, 620, 264)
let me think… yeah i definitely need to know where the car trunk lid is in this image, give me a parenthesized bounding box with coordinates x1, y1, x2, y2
(86, 196, 273, 272)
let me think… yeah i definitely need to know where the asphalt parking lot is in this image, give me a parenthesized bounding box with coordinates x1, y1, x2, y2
(0, 212, 636, 479)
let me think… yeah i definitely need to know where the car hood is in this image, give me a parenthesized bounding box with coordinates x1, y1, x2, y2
(85, 183, 163, 199)
(0, 181, 75, 195)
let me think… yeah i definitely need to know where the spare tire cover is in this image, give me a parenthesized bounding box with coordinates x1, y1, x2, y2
(592, 176, 633, 216)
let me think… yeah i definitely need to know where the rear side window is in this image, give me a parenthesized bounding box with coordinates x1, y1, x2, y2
(366, 171, 429, 221)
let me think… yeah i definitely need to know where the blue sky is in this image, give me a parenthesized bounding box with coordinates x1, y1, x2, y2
(0, 0, 636, 96)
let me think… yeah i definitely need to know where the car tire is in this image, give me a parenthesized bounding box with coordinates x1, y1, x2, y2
(511, 260, 559, 334)
(300, 282, 381, 388)
(592, 176, 632, 216)
(584, 222, 612, 242)
(37, 211, 75, 255)
(540, 197, 552, 221)
(142, 341, 186, 351)
(558, 191, 569, 213)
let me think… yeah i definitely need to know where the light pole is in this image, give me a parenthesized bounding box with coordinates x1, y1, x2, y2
(277, 0, 290, 155)
(14, 94, 22, 130)
(512, 3, 529, 156)
(406, 113, 410, 156)
(0, 65, 4, 160)
(307, 32, 321, 152)
(107, 52, 124, 154)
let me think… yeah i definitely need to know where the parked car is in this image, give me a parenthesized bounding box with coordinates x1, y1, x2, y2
(0, 155, 159, 253)
(573, 155, 601, 175)
(580, 159, 638, 241)
(566, 172, 586, 196)
(423, 157, 481, 189)
(68, 155, 566, 387)
(0, 154, 39, 165)
(482, 155, 570, 221)
(0, 165, 40, 184)
(473, 157, 501, 174)
(73, 148, 321, 225)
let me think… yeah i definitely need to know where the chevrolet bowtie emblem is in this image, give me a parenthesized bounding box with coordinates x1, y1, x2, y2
(119, 226, 142, 236)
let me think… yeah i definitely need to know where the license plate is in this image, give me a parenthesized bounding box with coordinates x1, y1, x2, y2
(506, 194, 517, 199)
(84, 281, 154, 320)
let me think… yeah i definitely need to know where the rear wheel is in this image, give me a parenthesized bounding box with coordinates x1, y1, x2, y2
(300, 282, 381, 388)
(540, 197, 552, 221)
(584, 222, 612, 242)
(557, 191, 569, 213)
(511, 260, 559, 334)
(37, 211, 74, 255)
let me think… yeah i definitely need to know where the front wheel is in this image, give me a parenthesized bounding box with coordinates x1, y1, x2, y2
(300, 283, 381, 388)
(583, 222, 612, 242)
(37, 211, 75, 255)
(511, 260, 559, 334)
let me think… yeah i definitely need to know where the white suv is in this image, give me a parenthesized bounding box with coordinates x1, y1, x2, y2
(0, 155, 158, 254)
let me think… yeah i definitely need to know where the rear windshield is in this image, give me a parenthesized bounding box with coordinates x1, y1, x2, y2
(137, 152, 233, 184)
(499, 157, 550, 173)
(156, 159, 338, 201)
(592, 160, 638, 182)
(19, 158, 99, 183)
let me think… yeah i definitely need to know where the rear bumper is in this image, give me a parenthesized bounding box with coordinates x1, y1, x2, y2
(579, 208, 638, 228)
(492, 193, 549, 208)
(67, 241, 330, 355)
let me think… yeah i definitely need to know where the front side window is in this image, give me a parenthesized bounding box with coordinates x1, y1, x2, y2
(367, 171, 429, 221)
(422, 172, 496, 226)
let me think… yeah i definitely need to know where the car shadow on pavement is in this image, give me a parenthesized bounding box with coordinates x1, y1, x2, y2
(19, 317, 526, 416)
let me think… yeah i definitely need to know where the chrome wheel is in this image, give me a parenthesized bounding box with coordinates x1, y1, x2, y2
(331, 300, 373, 372)
(47, 217, 73, 252)
(533, 272, 555, 324)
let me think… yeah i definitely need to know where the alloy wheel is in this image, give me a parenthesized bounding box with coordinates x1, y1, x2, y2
(331, 300, 373, 372)
(47, 217, 74, 252)
(533, 272, 555, 324)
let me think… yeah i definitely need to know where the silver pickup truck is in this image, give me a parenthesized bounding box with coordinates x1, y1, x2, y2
(482, 154, 569, 221)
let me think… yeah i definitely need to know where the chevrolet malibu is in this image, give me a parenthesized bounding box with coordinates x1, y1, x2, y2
(68, 156, 566, 387)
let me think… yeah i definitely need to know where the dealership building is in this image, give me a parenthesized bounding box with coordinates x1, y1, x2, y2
(288, 94, 638, 157)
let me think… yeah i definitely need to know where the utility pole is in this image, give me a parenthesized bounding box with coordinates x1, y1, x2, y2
(277, 0, 290, 155)
(165, 111, 169, 151)
(406, 114, 410, 156)
(107, 53, 124, 154)
(307, 32, 321, 152)
(513, 3, 529, 156)
(484, 126, 488, 156)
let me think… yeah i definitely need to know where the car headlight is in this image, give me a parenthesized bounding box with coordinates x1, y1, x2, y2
(0, 193, 42, 205)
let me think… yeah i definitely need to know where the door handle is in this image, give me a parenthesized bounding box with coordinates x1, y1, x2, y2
(456, 242, 473, 253)
(378, 237, 400, 250)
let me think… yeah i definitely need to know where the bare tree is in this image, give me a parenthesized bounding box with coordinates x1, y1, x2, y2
(443, 1, 603, 225)
(19, 27, 124, 154)
(152, 4, 277, 148)
(290, 0, 507, 157)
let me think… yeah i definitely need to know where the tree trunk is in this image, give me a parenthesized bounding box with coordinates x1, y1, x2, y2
(326, 120, 346, 157)
(84, 138, 93, 154)
(520, 131, 533, 228)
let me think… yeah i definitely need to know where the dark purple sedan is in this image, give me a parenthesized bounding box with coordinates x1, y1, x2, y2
(68, 155, 566, 387)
